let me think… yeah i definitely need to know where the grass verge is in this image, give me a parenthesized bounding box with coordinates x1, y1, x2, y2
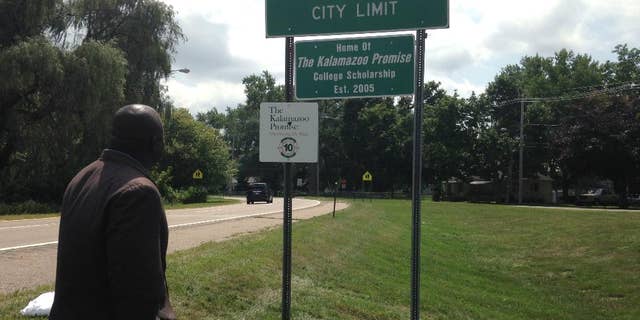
(164, 195, 240, 210)
(1, 200, 639, 319)
(0, 213, 60, 221)
(0, 196, 238, 221)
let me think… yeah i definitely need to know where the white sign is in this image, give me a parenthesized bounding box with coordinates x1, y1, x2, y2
(260, 102, 318, 163)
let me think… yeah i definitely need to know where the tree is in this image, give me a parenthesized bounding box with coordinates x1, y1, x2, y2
(196, 108, 226, 129)
(483, 46, 639, 205)
(486, 50, 606, 195)
(351, 99, 409, 191)
(0, 38, 127, 202)
(222, 71, 284, 189)
(0, 0, 61, 47)
(604, 44, 640, 84)
(423, 93, 474, 185)
(63, 0, 184, 106)
(554, 94, 640, 206)
(161, 108, 234, 192)
(0, 0, 183, 204)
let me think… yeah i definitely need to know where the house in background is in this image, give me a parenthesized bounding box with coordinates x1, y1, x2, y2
(441, 174, 554, 204)
(442, 178, 466, 201)
(521, 174, 554, 203)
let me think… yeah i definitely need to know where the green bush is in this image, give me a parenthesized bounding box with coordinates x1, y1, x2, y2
(151, 166, 180, 203)
(179, 187, 208, 204)
(0, 200, 58, 215)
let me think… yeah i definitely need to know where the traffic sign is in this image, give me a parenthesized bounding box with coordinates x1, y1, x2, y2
(192, 169, 203, 179)
(259, 102, 319, 163)
(295, 35, 414, 100)
(362, 171, 373, 182)
(266, 0, 449, 37)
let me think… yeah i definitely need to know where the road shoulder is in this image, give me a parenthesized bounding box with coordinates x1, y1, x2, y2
(0, 199, 349, 294)
(168, 200, 349, 253)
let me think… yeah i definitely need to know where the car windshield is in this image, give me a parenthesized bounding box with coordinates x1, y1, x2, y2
(250, 184, 267, 191)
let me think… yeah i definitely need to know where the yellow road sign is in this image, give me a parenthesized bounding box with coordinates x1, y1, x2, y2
(192, 169, 203, 180)
(362, 171, 373, 182)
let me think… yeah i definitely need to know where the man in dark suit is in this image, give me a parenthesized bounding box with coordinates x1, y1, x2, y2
(50, 104, 176, 320)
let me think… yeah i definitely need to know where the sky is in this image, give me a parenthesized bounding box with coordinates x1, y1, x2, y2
(160, 0, 640, 115)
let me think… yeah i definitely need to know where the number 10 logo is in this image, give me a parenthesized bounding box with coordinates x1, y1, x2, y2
(278, 137, 299, 158)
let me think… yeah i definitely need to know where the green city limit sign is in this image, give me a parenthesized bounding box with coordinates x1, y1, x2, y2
(295, 35, 414, 100)
(266, 0, 449, 37)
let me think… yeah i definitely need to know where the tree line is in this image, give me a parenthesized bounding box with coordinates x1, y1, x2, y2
(1, 1, 638, 210)
(201, 46, 639, 206)
(0, 0, 233, 210)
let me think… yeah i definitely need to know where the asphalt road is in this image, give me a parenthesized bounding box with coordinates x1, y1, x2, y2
(0, 197, 345, 294)
(0, 197, 318, 252)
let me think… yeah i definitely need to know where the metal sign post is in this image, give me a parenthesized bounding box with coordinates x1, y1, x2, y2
(282, 36, 295, 320)
(261, 38, 319, 320)
(411, 29, 426, 320)
(266, 1, 445, 318)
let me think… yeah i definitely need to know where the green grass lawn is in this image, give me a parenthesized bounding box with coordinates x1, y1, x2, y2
(0, 213, 60, 221)
(0, 196, 238, 221)
(163, 195, 240, 210)
(1, 200, 639, 319)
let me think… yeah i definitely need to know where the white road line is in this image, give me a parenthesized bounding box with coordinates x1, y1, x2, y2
(0, 216, 59, 224)
(0, 200, 321, 252)
(0, 241, 59, 252)
(0, 223, 57, 231)
(169, 200, 320, 229)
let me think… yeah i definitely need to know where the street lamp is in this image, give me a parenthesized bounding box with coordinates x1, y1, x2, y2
(170, 68, 190, 74)
(163, 68, 190, 123)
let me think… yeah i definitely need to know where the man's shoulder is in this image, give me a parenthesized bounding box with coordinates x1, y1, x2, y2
(109, 178, 163, 214)
(118, 177, 159, 195)
(112, 175, 161, 204)
(65, 159, 104, 191)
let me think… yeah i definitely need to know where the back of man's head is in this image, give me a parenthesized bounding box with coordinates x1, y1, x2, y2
(109, 104, 164, 168)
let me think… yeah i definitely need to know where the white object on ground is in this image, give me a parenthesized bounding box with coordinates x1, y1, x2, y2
(20, 291, 54, 317)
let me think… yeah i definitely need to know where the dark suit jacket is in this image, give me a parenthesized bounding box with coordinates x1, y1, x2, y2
(50, 149, 168, 320)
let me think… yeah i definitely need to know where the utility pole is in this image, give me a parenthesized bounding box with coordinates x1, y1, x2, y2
(518, 98, 524, 204)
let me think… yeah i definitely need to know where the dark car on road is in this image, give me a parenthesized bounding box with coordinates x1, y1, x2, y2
(576, 188, 618, 206)
(628, 194, 640, 206)
(247, 183, 273, 204)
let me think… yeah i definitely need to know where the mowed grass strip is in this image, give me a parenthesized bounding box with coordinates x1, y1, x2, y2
(165, 200, 640, 319)
(0, 196, 238, 220)
(164, 195, 240, 210)
(1, 200, 639, 319)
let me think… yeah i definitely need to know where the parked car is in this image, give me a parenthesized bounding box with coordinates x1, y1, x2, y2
(628, 194, 640, 206)
(246, 183, 273, 204)
(576, 188, 618, 205)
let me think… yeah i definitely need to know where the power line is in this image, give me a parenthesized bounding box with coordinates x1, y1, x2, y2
(494, 82, 639, 108)
(494, 81, 639, 204)
(551, 80, 637, 93)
